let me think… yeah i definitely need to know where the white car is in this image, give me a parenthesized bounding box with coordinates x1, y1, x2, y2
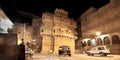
(86, 45, 110, 56)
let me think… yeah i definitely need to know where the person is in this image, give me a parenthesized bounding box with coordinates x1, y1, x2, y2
(29, 48, 35, 58)
(26, 42, 30, 48)
(37, 46, 41, 53)
(18, 39, 25, 60)
(19, 39, 24, 45)
(25, 42, 30, 51)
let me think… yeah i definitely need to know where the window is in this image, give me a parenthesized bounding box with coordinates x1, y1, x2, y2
(112, 35, 120, 44)
(18, 32, 21, 34)
(61, 30, 63, 32)
(53, 23, 55, 26)
(42, 23, 44, 26)
(98, 47, 104, 50)
(62, 18, 64, 21)
(85, 18, 87, 21)
(41, 29, 43, 32)
(53, 30, 55, 33)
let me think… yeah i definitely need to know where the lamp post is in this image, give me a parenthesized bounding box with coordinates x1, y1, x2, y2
(23, 23, 28, 44)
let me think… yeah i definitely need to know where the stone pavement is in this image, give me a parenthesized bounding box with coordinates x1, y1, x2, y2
(26, 53, 55, 60)
(26, 53, 120, 60)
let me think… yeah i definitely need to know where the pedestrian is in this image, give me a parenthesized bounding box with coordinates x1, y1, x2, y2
(19, 39, 24, 45)
(29, 48, 35, 58)
(18, 39, 25, 60)
(37, 46, 41, 53)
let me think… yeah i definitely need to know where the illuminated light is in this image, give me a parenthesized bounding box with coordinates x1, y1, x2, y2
(96, 32, 101, 36)
(84, 38, 90, 42)
(18, 40, 21, 45)
(28, 41, 31, 42)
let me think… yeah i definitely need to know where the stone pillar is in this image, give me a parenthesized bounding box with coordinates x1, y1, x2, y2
(109, 35, 113, 45)
(41, 36, 51, 54)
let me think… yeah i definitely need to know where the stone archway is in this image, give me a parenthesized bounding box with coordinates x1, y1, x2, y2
(97, 38, 102, 46)
(112, 35, 120, 44)
(104, 37, 110, 45)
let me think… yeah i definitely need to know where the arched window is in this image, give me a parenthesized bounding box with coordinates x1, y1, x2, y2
(97, 38, 102, 46)
(112, 35, 120, 44)
(104, 37, 110, 45)
(88, 40, 91, 46)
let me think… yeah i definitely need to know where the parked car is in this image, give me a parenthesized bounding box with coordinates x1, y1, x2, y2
(86, 45, 110, 56)
(58, 46, 71, 56)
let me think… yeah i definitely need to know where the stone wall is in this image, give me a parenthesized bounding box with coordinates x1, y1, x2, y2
(80, 0, 120, 54)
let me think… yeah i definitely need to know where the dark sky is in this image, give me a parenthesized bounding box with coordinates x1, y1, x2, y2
(0, 0, 110, 23)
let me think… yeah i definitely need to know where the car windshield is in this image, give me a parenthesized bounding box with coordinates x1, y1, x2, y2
(59, 46, 70, 50)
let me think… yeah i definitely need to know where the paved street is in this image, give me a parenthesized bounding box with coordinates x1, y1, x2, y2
(26, 53, 120, 60)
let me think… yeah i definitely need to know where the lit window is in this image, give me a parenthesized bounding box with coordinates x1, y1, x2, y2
(85, 18, 87, 21)
(53, 30, 55, 33)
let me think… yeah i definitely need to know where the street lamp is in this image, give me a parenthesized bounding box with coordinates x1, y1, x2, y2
(23, 23, 28, 44)
(96, 32, 101, 36)
(23, 23, 26, 44)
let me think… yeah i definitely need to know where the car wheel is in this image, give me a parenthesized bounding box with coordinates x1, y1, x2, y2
(91, 54, 94, 56)
(99, 52, 104, 56)
(87, 53, 90, 56)
(104, 53, 107, 56)
(68, 54, 71, 56)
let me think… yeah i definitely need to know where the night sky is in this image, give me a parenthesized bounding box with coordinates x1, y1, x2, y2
(0, 0, 110, 24)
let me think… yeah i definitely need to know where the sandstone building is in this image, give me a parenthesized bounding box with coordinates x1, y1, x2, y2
(40, 8, 77, 54)
(79, 0, 120, 54)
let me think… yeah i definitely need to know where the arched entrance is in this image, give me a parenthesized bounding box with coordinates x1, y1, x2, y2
(58, 45, 71, 56)
(91, 39, 96, 46)
(104, 37, 110, 45)
(112, 35, 120, 44)
(97, 38, 102, 46)
(88, 40, 91, 46)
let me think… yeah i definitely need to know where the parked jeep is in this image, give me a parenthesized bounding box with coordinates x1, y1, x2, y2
(86, 45, 110, 56)
(58, 46, 71, 56)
